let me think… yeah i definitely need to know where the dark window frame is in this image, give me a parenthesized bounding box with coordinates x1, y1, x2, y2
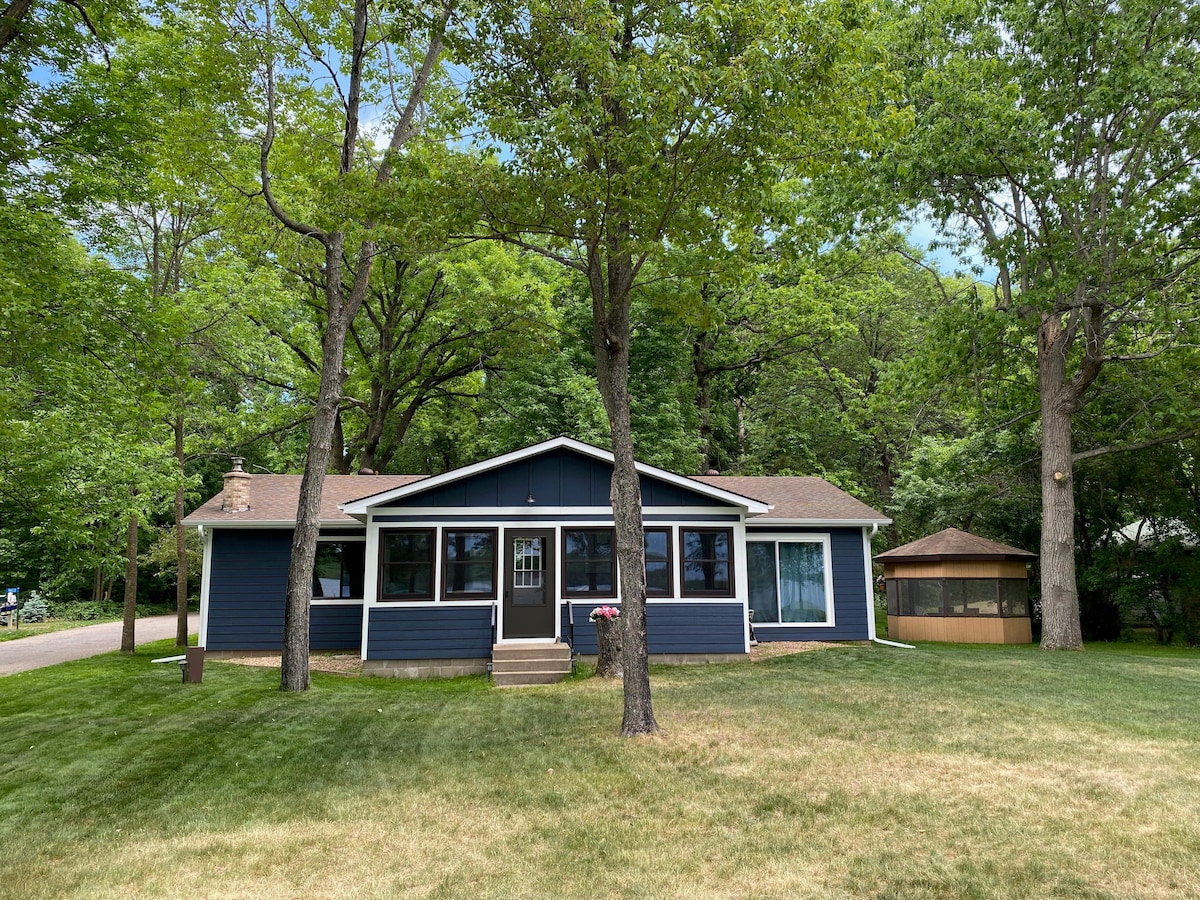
(680, 527, 735, 598)
(644, 526, 673, 596)
(561, 528, 618, 599)
(379, 528, 436, 601)
(440, 528, 499, 601)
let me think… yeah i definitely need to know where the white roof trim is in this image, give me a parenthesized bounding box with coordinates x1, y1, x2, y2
(185, 519, 362, 529)
(339, 436, 772, 516)
(747, 517, 893, 527)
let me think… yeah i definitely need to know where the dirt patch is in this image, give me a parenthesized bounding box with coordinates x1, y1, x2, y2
(220, 653, 363, 676)
(217, 644, 832, 674)
(749, 641, 842, 661)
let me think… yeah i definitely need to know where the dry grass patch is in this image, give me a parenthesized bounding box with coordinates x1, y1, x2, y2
(2, 640, 1199, 899)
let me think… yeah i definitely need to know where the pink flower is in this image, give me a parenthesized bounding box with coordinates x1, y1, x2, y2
(589, 605, 621, 622)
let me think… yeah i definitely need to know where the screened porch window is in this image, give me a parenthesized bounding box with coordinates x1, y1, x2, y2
(380, 530, 434, 600)
(442, 530, 497, 599)
(747, 538, 831, 624)
(886, 578, 1029, 617)
(681, 528, 734, 597)
(645, 527, 672, 595)
(563, 529, 616, 597)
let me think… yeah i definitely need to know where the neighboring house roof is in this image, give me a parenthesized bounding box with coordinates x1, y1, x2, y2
(694, 475, 890, 525)
(1115, 518, 1198, 548)
(183, 474, 425, 526)
(875, 527, 1036, 562)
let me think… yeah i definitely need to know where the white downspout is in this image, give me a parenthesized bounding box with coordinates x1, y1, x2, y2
(863, 523, 915, 650)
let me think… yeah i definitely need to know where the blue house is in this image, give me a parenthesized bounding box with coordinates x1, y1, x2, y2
(184, 438, 890, 679)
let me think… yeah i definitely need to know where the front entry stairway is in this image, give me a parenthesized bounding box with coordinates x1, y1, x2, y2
(491, 642, 572, 687)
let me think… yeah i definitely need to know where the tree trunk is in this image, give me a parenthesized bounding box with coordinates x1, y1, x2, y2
(93, 566, 103, 604)
(120, 511, 138, 654)
(174, 414, 189, 647)
(594, 615, 623, 678)
(590, 258, 659, 736)
(693, 333, 715, 471)
(1037, 316, 1084, 650)
(280, 238, 360, 692)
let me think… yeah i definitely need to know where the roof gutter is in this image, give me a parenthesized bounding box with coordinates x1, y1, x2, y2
(863, 524, 914, 650)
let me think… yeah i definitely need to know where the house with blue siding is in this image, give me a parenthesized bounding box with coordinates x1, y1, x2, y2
(184, 437, 890, 681)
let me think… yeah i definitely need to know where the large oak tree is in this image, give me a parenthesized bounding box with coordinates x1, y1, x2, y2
(883, 0, 1200, 648)
(469, 0, 884, 732)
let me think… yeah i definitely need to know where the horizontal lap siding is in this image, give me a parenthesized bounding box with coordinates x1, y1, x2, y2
(311, 605, 363, 650)
(563, 602, 745, 655)
(207, 530, 291, 650)
(207, 528, 366, 652)
(367, 606, 494, 659)
(749, 527, 869, 641)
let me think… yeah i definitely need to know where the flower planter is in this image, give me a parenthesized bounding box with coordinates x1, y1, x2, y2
(591, 606, 623, 679)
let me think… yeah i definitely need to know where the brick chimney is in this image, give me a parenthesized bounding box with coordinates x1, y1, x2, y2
(222, 457, 251, 512)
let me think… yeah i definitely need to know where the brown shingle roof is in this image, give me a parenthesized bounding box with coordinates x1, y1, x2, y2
(183, 474, 426, 525)
(694, 475, 889, 523)
(185, 470, 889, 526)
(875, 527, 1036, 561)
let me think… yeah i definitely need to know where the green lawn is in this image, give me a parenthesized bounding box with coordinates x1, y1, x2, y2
(1, 642, 1198, 899)
(0, 618, 121, 641)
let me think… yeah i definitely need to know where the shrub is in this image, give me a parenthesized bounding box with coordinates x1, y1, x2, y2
(19, 593, 49, 623)
(51, 600, 119, 622)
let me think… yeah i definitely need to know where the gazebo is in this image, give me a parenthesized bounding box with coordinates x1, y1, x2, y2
(877, 527, 1036, 644)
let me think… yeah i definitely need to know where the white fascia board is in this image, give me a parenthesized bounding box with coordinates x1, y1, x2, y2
(339, 435, 771, 516)
(183, 519, 360, 529)
(747, 517, 893, 528)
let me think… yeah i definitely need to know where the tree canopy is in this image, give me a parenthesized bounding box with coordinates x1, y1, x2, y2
(2, 0, 1199, 697)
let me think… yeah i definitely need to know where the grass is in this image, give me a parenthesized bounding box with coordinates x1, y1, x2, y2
(0, 618, 120, 641)
(1, 642, 1198, 899)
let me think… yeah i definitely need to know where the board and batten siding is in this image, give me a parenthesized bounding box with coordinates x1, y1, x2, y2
(205, 528, 362, 651)
(746, 527, 870, 641)
(562, 601, 745, 655)
(373, 447, 723, 510)
(366, 606, 494, 660)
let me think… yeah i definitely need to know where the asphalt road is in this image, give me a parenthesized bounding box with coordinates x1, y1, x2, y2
(0, 614, 199, 677)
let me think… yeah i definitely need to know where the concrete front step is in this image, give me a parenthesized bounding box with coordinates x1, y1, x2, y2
(491, 642, 572, 687)
(492, 642, 571, 662)
(494, 670, 570, 687)
(492, 657, 572, 675)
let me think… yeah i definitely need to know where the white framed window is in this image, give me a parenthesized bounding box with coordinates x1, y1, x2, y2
(747, 534, 834, 625)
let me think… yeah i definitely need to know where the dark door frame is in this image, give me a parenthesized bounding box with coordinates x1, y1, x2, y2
(501, 528, 557, 640)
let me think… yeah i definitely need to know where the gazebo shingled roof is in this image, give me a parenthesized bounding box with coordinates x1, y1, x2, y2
(875, 527, 1036, 563)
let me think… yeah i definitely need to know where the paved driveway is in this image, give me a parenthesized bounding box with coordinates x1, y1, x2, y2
(0, 614, 199, 676)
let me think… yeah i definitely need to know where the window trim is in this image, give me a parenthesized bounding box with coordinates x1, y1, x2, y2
(561, 528, 618, 599)
(746, 533, 835, 627)
(378, 528, 436, 602)
(679, 527, 736, 598)
(644, 526, 673, 597)
(440, 527, 499, 601)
